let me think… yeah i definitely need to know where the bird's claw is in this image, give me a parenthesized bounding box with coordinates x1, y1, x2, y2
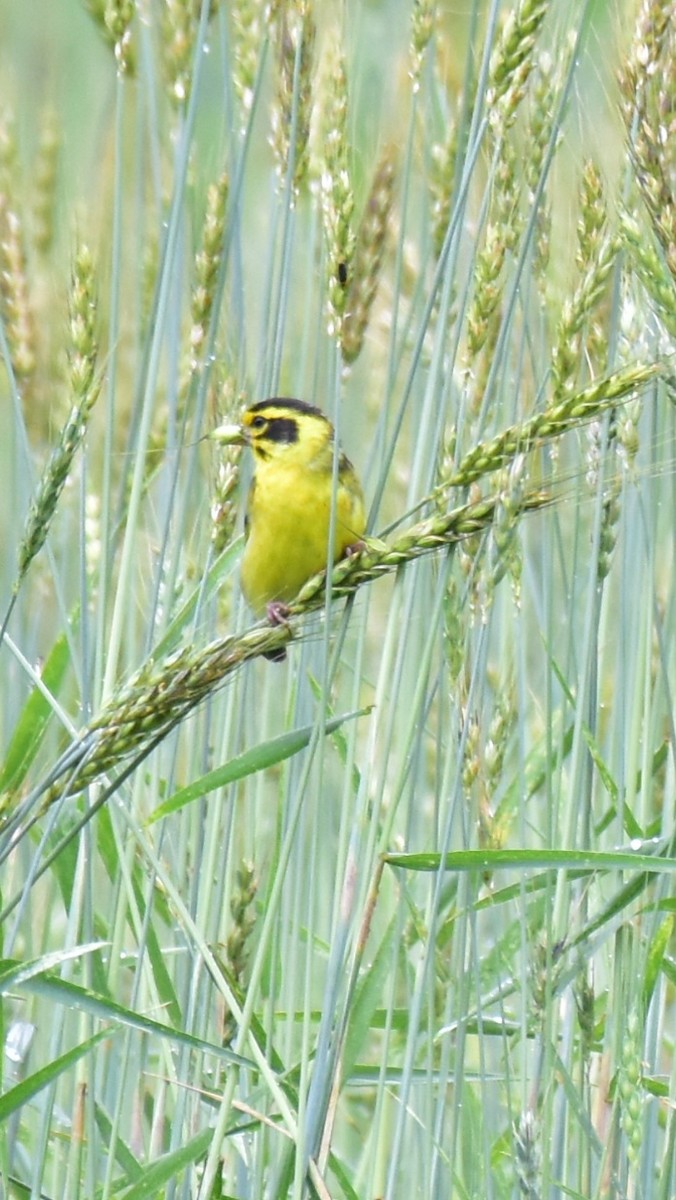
(266, 600, 292, 627)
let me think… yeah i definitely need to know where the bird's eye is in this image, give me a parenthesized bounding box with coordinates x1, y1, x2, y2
(250, 415, 267, 431)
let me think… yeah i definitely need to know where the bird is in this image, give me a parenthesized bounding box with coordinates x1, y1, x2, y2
(213, 398, 366, 655)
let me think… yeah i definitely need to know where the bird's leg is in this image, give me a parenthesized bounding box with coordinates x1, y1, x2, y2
(266, 600, 292, 626)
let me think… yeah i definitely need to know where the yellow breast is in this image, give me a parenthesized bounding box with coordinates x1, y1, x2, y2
(241, 457, 365, 615)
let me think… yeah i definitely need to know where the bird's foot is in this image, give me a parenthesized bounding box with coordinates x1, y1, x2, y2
(266, 600, 292, 626)
(263, 601, 291, 661)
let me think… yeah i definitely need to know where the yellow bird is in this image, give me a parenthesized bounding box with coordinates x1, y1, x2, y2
(213, 397, 366, 640)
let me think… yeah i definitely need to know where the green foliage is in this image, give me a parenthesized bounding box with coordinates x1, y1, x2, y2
(1, 1, 675, 1197)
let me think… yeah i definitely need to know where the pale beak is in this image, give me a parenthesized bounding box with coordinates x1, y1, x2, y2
(211, 422, 246, 446)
